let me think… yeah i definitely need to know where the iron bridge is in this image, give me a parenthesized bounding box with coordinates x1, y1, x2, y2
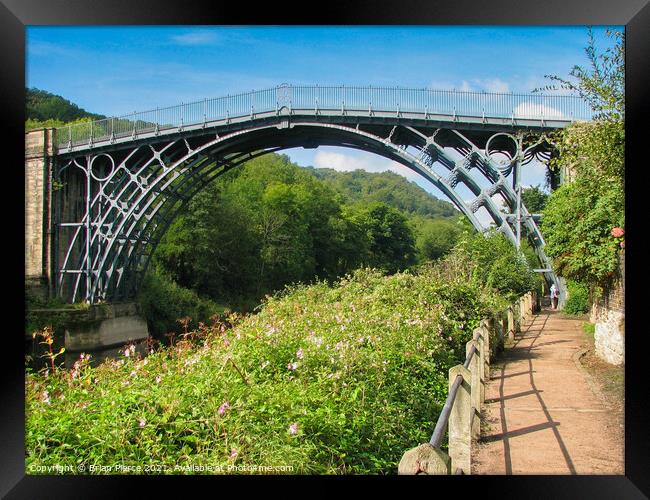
(52, 84, 593, 303)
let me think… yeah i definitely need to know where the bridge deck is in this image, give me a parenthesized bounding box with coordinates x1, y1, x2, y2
(472, 309, 623, 474)
(53, 85, 593, 155)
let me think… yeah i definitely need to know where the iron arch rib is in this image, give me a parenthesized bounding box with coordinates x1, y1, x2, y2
(55, 116, 559, 303)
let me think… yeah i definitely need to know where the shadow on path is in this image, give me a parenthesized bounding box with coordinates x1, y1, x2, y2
(485, 309, 577, 474)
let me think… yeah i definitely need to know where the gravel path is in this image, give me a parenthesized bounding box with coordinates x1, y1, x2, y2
(472, 308, 624, 475)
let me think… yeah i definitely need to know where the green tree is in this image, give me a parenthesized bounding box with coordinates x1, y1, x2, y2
(539, 28, 624, 288)
(412, 216, 462, 262)
(542, 177, 623, 285)
(304, 167, 458, 218)
(344, 202, 417, 274)
(521, 185, 549, 214)
(26, 88, 105, 126)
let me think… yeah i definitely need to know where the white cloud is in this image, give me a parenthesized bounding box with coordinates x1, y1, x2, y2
(459, 80, 473, 92)
(513, 102, 565, 120)
(171, 31, 220, 45)
(483, 78, 510, 94)
(28, 41, 78, 58)
(313, 150, 420, 180)
(522, 159, 550, 190)
(430, 78, 509, 93)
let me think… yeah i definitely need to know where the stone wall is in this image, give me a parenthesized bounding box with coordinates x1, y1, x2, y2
(25, 129, 55, 298)
(29, 302, 149, 351)
(25, 129, 48, 278)
(25, 128, 88, 301)
(590, 251, 625, 365)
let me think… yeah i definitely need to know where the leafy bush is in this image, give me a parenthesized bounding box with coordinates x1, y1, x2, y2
(27, 264, 509, 475)
(564, 280, 590, 315)
(138, 270, 228, 338)
(449, 228, 538, 302)
(582, 322, 595, 335)
(542, 175, 623, 286)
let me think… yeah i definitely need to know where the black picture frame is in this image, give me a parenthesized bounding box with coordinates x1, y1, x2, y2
(5, 0, 649, 497)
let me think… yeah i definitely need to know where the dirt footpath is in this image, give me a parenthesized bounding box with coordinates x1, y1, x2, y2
(472, 309, 624, 475)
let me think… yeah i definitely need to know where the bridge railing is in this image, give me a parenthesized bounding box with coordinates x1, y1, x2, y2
(54, 85, 593, 150)
(398, 291, 536, 474)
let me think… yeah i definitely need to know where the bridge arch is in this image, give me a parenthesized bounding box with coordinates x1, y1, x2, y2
(52, 86, 583, 303)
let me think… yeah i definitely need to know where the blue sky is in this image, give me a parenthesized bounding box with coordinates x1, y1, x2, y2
(26, 26, 621, 221)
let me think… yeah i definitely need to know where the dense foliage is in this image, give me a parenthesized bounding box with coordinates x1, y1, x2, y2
(152, 153, 461, 312)
(540, 29, 624, 289)
(411, 217, 463, 263)
(564, 280, 590, 316)
(305, 168, 458, 219)
(521, 185, 549, 214)
(453, 226, 539, 302)
(26, 227, 535, 474)
(138, 272, 229, 337)
(26, 88, 105, 128)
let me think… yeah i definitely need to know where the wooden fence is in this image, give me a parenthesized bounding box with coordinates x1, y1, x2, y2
(398, 291, 536, 474)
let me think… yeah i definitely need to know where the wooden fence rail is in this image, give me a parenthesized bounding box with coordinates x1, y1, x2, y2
(398, 290, 537, 475)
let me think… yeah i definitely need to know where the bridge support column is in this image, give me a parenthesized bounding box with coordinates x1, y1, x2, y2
(25, 128, 55, 300)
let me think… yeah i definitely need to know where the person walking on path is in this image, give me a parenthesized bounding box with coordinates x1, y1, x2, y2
(550, 283, 559, 309)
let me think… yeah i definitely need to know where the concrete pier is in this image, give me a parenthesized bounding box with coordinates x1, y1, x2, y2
(63, 303, 149, 352)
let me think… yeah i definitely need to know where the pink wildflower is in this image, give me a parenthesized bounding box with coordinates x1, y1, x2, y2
(139, 418, 146, 428)
(296, 348, 304, 360)
(287, 362, 298, 371)
(230, 448, 238, 459)
(41, 390, 50, 404)
(288, 423, 299, 435)
(218, 401, 231, 416)
(611, 227, 625, 238)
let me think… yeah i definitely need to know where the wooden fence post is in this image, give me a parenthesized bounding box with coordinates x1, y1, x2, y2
(448, 365, 472, 474)
(480, 319, 492, 380)
(507, 305, 515, 342)
(398, 443, 451, 475)
(466, 340, 481, 440)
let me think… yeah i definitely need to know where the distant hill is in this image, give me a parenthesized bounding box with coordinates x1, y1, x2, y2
(26, 88, 105, 124)
(303, 167, 458, 219)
